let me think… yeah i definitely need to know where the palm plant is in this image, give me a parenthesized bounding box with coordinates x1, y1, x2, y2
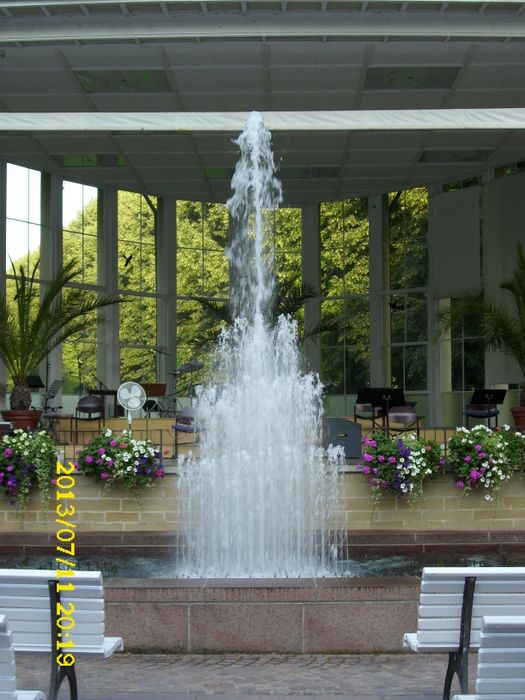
(0, 258, 121, 410)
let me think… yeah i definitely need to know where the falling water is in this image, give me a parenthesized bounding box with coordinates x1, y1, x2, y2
(177, 112, 342, 578)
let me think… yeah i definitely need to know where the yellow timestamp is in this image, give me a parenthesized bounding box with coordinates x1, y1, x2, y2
(54, 460, 77, 666)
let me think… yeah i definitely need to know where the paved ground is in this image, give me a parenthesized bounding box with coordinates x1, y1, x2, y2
(16, 652, 475, 699)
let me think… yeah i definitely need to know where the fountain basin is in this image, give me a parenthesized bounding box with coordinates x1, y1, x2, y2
(103, 576, 419, 653)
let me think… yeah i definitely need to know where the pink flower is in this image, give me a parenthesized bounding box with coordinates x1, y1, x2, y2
(456, 480, 465, 489)
(362, 465, 371, 475)
(107, 459, 113, 467)
(110, 440, 118, 447)
(478, 452, 486, 459)
(98, 447, 105, 455)
(363, 453, 373, 462)
(388, 456, 396, 464)
(6, 465, 13, 472)
(378, 455, 385, 463)
(464, 456, 472, 462)
(119, 443, 128, 449)
(3, 448, 12, 458)
(85, 439, 91, 445)
(84, 455, 94, 464)
(373, 468, 378, 475)
(100, 473, 109, 480)
(368, 439, 377, 448)
(51, 479, 57, 486)
(469, 470, 480, 481)
(474, 444, 482, 452)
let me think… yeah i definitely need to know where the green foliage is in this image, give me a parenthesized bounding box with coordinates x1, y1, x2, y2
(0, 429, 57, 511)
(0, 258, 121, 408)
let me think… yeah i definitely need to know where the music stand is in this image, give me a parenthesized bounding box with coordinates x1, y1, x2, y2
(465, 389, 507, 428)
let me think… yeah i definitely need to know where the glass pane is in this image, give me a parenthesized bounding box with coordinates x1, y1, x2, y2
(62, 332, 97, 395)
(120, 296, 156, 345)
(404, 345, 427, 391)
(177, 248, 204, 296)
(345, 346, 369, 394)
(203, 203, 228, 250)
(274, 208, 302, 251)
(120, 347, 157, 383)
(204, 251, 229, 297)
(321, 345, 345, 394)
(391, 346, 404, 389)
(406, 294, 427, 342)
(177, 200, 203, 248)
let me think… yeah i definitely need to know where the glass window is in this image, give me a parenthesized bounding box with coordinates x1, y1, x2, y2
(320, 198, 370, 395)
(6, 164, 41, 273)
(63, 181, 98, 284)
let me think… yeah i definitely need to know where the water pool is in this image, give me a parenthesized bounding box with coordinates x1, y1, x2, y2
(1, 551, 523, 579)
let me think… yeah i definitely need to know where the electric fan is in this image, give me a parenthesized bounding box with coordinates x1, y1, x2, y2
(117, 381, 147, 433)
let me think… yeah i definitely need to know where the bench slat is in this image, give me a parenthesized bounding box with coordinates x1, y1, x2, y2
(422, 580, 525, 594)
(0, 608, 104, 623)
(0, 584, 102, 599)
(477, 679, 525, 693)
(419, 604, 525, 618)
(478, 662, 525, 679)
(0, 570, 102, 585)
(420, 593, 525, 606)
(0, 596, 103, 611)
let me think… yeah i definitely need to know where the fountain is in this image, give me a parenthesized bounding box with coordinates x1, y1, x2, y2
(177, 111, 343, 578)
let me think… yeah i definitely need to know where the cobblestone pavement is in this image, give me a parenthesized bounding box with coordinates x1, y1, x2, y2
(16, 652, 476, 699)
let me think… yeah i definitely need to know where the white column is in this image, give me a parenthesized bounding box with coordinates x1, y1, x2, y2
(40, 172, 63, 395)
(156, 197, 177, 394)
(301, 202, 321, 374)
(97, 187, 120, 393)
(368, 194, 390, 386)
(0, 162, 6, 407)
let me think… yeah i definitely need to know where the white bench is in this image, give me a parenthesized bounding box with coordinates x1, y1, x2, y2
(0, 614, 45, 700)
(403, 567, 525, 700)
(0, 570, 123, 700)
(453, 615, 525, 700)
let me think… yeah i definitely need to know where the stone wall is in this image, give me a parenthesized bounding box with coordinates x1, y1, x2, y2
(1, 472, 524, 532)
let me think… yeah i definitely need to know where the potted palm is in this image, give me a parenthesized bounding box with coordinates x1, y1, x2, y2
(444, 242, 525, 427)
(0, 258, 121, 429)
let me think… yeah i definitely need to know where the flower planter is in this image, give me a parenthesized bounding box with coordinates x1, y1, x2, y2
(1, 410, 42, 430)
(511, 406, 525, 429)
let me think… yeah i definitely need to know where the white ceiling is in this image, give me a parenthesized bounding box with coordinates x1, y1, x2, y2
(1, 0, 525, 203)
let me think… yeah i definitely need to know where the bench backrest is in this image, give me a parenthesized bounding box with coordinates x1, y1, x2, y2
(0, 614, 17, 700)
(476, 615, 525, 696)
(417, 567, 525, 649)
(0, 569, 106, 654)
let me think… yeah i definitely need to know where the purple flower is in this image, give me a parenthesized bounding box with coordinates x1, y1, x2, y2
(362, 465, 371, 475)
(107, 459, 113, 467)
(368, 439, 377, 448)
(84, 455, 94, 464)
(456, 480, 465, 489)
(6, 465, 13, 472)
(439, 458, 447, 466)
(110, 440, 118, 447)
(363, 453, 373, 462)
(388, 456, 396, 464)
(478, 451, 486, 459)
(97, 447, 105, 455)
(373, 468, 378, 474)
(100, 473, 109, 480)
(378, 455, 385, 463)
(3, 448, 12, 458)
(474, 444, 482, 452)
(469, 470, 480, 481)
(464, 456, 472, 463)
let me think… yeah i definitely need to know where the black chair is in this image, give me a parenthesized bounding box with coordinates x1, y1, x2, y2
(74, 395, 105, 442)
(386, 404, 422, 437)
(464, 389, 507, 429)
(353, 388, 384, 428)
(172, 406, 199, 458)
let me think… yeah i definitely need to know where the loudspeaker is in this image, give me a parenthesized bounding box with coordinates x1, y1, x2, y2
(322, 417, 362, 459)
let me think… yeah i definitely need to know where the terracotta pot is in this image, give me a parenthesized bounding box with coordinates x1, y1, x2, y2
(510, 406, 525, 429)
(1, 409, 42, 430)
